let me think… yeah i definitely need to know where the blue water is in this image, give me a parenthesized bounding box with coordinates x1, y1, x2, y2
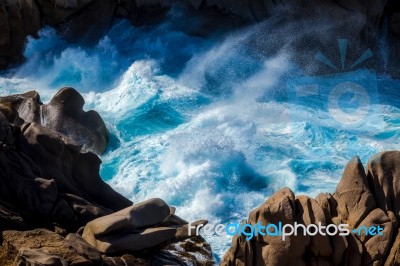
(1, 7, 400, 261)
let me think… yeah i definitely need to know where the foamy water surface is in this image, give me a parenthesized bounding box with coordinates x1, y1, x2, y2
(1, 9, 400, 261)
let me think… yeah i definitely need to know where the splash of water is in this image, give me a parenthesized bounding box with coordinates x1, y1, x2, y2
(0, 7, 399, 261)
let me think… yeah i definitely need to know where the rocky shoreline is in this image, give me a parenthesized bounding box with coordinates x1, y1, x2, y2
(1, 1, 400, 266)
(221, 154, 400, 265)
(0, 88, 213, 266)
(1, 87, 400, 266)
(0, 88, 400, 266)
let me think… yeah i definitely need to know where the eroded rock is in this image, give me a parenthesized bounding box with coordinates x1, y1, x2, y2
(367, 151, 400, 218)
(0, 89, 213, 266)
(334, 156, 376, 228)
(42, 87, 109, 154)
(0, 229, 103, 266)
(82, 198, 208, 254)
(222, 152, 400, 265)
(0, 88, 109, 154)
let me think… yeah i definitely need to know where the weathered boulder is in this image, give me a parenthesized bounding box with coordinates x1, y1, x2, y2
(82, 198, 208, 254)
(222, 153, 400, 265)
(367, 151, 400, 218)
(0, 88, 109, 154)
(41, 87, 109, 154)
(0, 90, 41, 125)
(334, 157, 376, 228)
(222, 188, 307, 266)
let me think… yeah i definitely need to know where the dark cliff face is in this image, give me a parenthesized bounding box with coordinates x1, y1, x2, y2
(0, 0, 399, 76)
(0, 88, 127, 229)
(0, 88, 213, 266)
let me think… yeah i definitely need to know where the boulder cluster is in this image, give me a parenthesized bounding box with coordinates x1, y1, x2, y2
(0, 88, 213, 266)
(222, 154, 400, 265)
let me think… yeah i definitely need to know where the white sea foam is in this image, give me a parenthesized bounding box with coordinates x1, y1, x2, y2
(0, 12, 399, 262)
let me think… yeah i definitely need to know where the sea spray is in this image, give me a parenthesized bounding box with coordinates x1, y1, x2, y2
(0, 6, 399, 262)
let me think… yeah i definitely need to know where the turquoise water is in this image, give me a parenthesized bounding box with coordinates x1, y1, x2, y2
(1, 9, 400, 261)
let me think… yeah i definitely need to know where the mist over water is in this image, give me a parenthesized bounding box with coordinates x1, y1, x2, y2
(1, 6, 400, 261)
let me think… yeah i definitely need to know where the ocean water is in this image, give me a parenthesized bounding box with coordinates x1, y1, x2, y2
(1, 7, 400, 262)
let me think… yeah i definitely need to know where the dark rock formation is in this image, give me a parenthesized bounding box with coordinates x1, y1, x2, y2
(0, 0, 399, 75)
(221, 154, 400, 265)
(0, 87, 109, 154)
(82, 198, 208, 254)
(0, 0, 41, 69)
(0, 88, 213, 266)
(0, 229, 104, 265)
(42, 87, 109, 155)
(0, 228, 213, 265)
